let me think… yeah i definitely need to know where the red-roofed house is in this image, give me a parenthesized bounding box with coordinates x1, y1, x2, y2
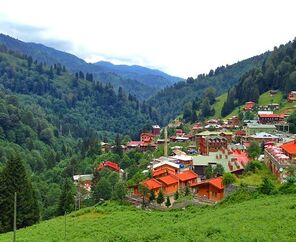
(141, 133, 155, 144)
(158, 175, 179, 195)
(175, 170, 198, 188)
(191, 177, 224, 202)
(133, 178, 162, 197)
(232, 150, 250, 167)
(244, 101, 255, 111)
(97, 161, 120, 172)
(153, 167, 176, 179)
(281, 140, 296, 160)
(258, 114, 284, 124)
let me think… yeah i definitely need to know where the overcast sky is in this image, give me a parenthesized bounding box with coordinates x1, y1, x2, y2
(0, 0, 295, 78)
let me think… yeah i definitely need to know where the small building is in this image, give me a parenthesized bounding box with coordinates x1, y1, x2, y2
(152, 125, 161, 136)
(246, 123, 277, 135)
(258, 113, 284, 124)
(245, 132, 280, 144)
(199, 136, 228, 155)
(133, 178, 162, 197)
(97, 161, 121, 173)
(280, 140, 296, 160)
(153, 167, 176, 179)
(158, 175, 179, 195)
(244, 101, 256, 111)
(264, 145, 294, 183)
(288, 91, 296, 103)
(141, 133, 155, 144)
(191, 177, 224, 202)
(192, 149, 245, 179)
(227, 116, 240, 126)
(73, 174, 94, 192)
(175, 170, 198, 188)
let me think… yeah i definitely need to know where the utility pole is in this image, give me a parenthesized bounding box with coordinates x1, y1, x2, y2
(13, 192, 16, 242)
(64, 212, 67, 241)
(164, 127, 168, 157)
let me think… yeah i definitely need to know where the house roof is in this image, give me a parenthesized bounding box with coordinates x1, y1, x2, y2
(127, 141, 142, 147)
(281, 140, 296, 155)
(209, 177, 224, 190)
(232, 150, 250, 167)
(158, 175, 178, 185)
(250, 132, 279, 139)
(153, 167, 176, 177)
(192, 150, 244, 172)
(247, 123, 276, 129)
(73, 174, 93, 182)
(258, 114, 284, 119)
(153, 158, 180, 169)
(143, 178, 162, 190)
(98, 161, 120, 172)
(175, 170, 198, 181)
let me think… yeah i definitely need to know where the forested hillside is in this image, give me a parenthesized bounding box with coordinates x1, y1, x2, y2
(147, 53, 268, 125)
(222, 38, 296, 116)
(0, 43, 160, 216)
(0, 34, 182, 99)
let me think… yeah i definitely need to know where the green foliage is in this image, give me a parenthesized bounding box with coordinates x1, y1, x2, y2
(185, 186, 190, 196)
(113, 182, 127, 202)
(174, 191, 179, 200)
(259, 177, 276, 195)
(0, 155, 39, 232)
(2, 195, 296, 241)
(57, 178, 74, 215)
(93, 177, 112, 202)
(222, 172, 236, 186)
(148, 53, 267, 125)
(247, 142, 261, 160)
(165, 196, 171, 208)
(149, 190, 155, 202)
(244, 160, 263, 173)
(213, 164, 224, 177)
(222, 39, 296, 116)
(156, 190, 164, 204)
(205, 165, 213, 179)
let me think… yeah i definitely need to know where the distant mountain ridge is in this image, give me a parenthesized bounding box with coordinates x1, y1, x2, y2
(0, 34, 182, 99)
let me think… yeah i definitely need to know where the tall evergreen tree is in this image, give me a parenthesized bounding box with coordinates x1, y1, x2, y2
(0, 155, 39, 232)
(57, 178, 74, 215)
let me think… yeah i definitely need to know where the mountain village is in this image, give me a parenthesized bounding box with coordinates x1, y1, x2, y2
(73, 90, 296, 208)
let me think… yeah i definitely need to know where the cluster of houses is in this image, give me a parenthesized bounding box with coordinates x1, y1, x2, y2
(73, 90, 296, 206)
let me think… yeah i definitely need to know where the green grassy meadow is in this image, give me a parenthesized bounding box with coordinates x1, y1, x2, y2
(1, 194, 296, 242)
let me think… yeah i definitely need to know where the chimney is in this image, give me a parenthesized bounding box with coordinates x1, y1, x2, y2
(164, 127, 168, 157)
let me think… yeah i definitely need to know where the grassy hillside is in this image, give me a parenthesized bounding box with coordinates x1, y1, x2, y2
(1, 194, 296, 242)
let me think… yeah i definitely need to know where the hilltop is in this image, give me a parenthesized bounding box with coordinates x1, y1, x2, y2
(1, 194, 296, 241)
(0, 34, 182, 100)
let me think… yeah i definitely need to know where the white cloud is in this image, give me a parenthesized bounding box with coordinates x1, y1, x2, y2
(0, 0, 295, 78)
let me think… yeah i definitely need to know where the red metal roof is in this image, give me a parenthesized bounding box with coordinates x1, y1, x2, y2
(158, 175, 178, 185)
(98, 161, 120, 172)
(175, 170, 198, 181)
(258, 114, 284, 118)
(209, 177, 224, 190)
(232, 150, 250, 166)
(143, 178, 161, 190)
(153, 167, 176, 177)
(281, 140, 296, 155)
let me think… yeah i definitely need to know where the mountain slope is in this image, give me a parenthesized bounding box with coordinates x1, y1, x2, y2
(0, 34, 182, 99)
(221, 38, 296, 117)
(148, 53, 268, 125)
(1, 194, 296, 241)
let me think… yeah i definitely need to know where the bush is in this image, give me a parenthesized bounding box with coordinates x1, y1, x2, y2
(222, 172, 235, 186)
(244, 160, 263, 173)
(259, 177, 276, 195)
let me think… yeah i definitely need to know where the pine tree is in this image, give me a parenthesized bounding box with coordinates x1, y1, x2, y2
(156, 190, 164, 204)
(57, 178, 74, 215)
(0, 155, 39, 232)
